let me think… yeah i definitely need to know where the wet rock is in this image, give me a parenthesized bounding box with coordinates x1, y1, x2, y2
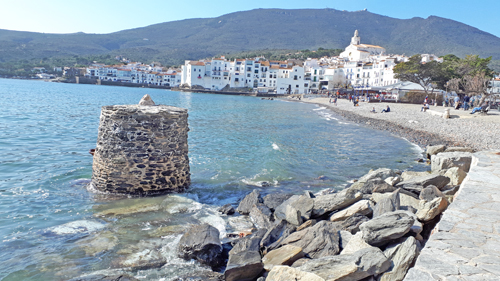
(395, 174, 450, 195)
(297, 247, 391, 281)
(67, 274, 141, 281)
(177, 224, 223, 269)
(279, 220, 340, 259)
(218, 204, 235, 215)
(78, 231, 117, 256)
(115, 247, 166, 270)
(360, 211, 414, 247)
(225, 230, 265, 281)
(173, 271, 223, 281)
(358, 168, 398, 183)
(373, 189, 400, 217)
(419, 185, 445, 202)
(267, 265, 324, 281)
(444, 167, 467, 185)
(260, 220, 296, 253)
(237, 189, 263, 215)
(330, 200, 373, 222)
(48, 220, 106, 235)
(426, 145, 446, 159)
(249, 203, 273, 229)
(262, 245, 305, 271)
(416, 197, 448, 222)
(378, 237, 419, 281)
(340, 231, 372, 255)
(335, 214, 370, 234)
(263, 193, 293, 211)
(431, 152, 473, 173)
(312, 188, 363, 218)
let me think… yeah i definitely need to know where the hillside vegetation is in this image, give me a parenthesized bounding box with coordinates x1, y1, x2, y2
(0, 9, 499, 69)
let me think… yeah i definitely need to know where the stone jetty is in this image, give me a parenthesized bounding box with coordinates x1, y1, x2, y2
(91, 94, 190, 195)
(174, 145, 488, 280)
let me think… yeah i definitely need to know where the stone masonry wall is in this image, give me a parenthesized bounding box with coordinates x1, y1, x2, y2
(91, 103, 190, 195)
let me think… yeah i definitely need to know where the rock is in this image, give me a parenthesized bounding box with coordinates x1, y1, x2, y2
(441, 185, 460, 196)
(274, 195, 300, 220)
(263, 193, 293, 211)
(400, 171, 431, 181)
(395, 174, 450, 195)
(250, 203, 274, 229)
(384, 176, 402, 187)
(338, 230, 353, 249)
(138, 94, 155, 106)
(262, 245, 305, 271)
(225, 231, 265, 281)
(260, 220, 296, 253)
(298, 247, 391, 281)
(285, 205, 303, 226)
(67, 274, 141, 281)
(419, 185, 445, 202)
(360, 211, 414, 247)
(228, 216, 255, 233)
(173, 271, 223, 281)
(416, 197, 448, 222)
(296, 219, 316, 231)
(444, 167, 467, 185)
(237, 189, 263, 215)
(330, 200, 373, 222)
(373, 189, 400, 217)
(398, 193, 421, 211)
(290, 195, 314, 220)
(426, 145, 446, 159)
(312, 188, 363, 218)
(218, 204, 235, 215)
(267, 265, 324, 281)
(378, 237, 419, 281)
(431, 152, 473, 173)
(340, 231, 372, 255)
(115, 247, 166, 270)
(335, 214, 370, 234)
(444, 146, 473, 153)
(279, 220, 340, 259)
(361, 178, 395, 194)
(358, 168, 398, 183)
(177, 224, 223, 268)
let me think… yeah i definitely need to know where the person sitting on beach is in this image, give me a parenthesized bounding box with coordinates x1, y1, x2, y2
(470, 103, 488, 114)
(421, 103, 430, 112)
(381, 105, 390, 113)
(370, 107, 376, 113)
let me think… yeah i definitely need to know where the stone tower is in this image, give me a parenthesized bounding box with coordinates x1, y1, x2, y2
(91, 94, 190, 195)
(351, 30, 361, 45)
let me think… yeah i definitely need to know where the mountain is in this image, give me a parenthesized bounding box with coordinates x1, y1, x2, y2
(1, 9, 499, 66)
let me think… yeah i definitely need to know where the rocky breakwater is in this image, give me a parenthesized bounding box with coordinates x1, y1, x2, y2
(91, 94, 190, 195)
(175, 145, 474, 281)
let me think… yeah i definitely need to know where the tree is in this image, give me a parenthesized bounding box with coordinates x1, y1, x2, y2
(393, 54, 441, 97)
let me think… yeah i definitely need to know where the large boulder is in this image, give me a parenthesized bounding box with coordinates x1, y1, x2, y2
(275, 194, 314, 222)
(237, 189, 263, 215)
(260, 220, 296, 253)
(218, 204, 235, 215)
(340, 231, 372, 255)
(262, 245, 305, 271)
(335, 214, 370, 234)
(178, 224, 223, 268)
(416, 197, 448, 222)
(267, 265, 324, 281)
(426, 145, 446, 159)
(431, 152, 473, 173)
(312, 188, 363, 218)
(225, 230, 265, 281)
(400, 171, 431, 181)
(279, 220, 340, 259)
(249, 203, 273, 229)
(330, 200, 373, 222)
(263, 193, 293, 211)
(444, 146, 473, 153)
(419, 185, 445, 202)
(358, 168, 398, 183)
(298, 247, 391, 281)
(378, 237, 419, 281)
(360, 211, 414, 247)
(444, 167, 467, 186)
(373, 189, 400, 217)
(285, 205, 303, 226)
(395, 174, 450, 195)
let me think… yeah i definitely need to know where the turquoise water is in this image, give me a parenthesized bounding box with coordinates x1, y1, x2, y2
(0, 78, 424, 280)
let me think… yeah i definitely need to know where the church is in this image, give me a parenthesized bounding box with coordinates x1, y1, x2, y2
(339, 30, 386, 61)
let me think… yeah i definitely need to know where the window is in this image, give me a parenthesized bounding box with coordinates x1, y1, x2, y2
(254, 70, 259, 74)
(247, 67, 251, 71)
(247, 74, 250, 77)
(235, 78, 239, 82)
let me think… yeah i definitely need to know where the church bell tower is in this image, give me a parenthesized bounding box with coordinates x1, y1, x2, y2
(351, 30, 361, 45)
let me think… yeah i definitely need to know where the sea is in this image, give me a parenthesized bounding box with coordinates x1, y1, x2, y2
(0, 78, 425, 280)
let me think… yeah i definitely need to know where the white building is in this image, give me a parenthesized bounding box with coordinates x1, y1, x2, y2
(339, 30, 386, 61)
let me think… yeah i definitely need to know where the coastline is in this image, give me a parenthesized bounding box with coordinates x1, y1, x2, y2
(295, 97, 500, 151)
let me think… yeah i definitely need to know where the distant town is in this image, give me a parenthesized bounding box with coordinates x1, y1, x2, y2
(20, 31, 500, 96)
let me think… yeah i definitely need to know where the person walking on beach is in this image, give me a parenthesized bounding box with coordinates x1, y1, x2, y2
(334, 96, 338, 106)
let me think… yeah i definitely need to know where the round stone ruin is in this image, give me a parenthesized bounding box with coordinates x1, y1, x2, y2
(91, 94, 190, 195)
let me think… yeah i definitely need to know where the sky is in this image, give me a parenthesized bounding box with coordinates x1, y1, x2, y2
(1, 0, 499, 37)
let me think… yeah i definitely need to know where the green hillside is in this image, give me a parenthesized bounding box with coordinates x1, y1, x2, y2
(0, 8, 499, 68)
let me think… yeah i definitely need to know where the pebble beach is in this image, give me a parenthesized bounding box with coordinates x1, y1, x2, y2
(301, 97, 500, 151)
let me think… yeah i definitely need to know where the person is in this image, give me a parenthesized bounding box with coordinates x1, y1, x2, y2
(381, 105, 390, 113)
(470, 103, 488, 114)
(424, 96, 428, 104)
(334, 96, 338, 106)
(421, 103, 430, 112)
(370, 107, 376, 113)
(463, 95, 470, 110)
(454, 96, 460, 107)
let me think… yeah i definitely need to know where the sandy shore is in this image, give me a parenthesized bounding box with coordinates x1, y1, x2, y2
(299, 97, 500, 151)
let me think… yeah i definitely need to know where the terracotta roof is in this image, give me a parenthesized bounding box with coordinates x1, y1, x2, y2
(261, 61, 270, 66)
(189, 61, 205, 66)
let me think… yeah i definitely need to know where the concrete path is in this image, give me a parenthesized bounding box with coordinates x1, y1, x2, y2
(404, 150, 500, 281)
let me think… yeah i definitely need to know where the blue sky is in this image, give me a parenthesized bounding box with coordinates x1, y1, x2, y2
(1, 0, 499, 37)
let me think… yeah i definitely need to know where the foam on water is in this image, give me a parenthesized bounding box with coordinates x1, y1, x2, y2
(272, 143, 280, 150)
